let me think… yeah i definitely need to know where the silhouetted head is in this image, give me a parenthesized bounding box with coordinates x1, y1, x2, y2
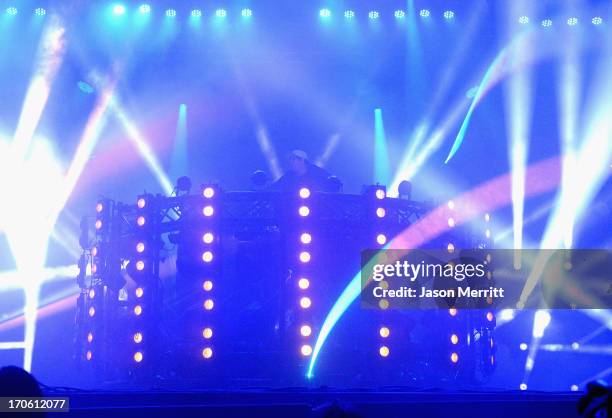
(0, 366, 43, 397)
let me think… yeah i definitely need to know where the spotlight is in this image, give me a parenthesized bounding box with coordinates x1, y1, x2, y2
(300, 296, 312, 309)
(450, 352, 459, 363)
(298, 278, 310, 289)
(202, 251, 214, 263)
(203, 328, 213, 339)
(299, 251, 311, 263)
(368, 11, 379, 20)
(138, 4, 151, 14)
(137, 216, 146, 226)
(34, 7, 46, 16)
(485, 229, 491, 239)
(376, 207, 386, 218)
(133, 332, 143, 343)
(203, 186, 215, 198)
(135, 287, 144, 298)
(419, 9, 430, 18)
(112, 4, 126, 15)
(202, 206, 214, 217)
(398, 180, 412, 200)
(202, 347, 213, 359)
(95, 220, 103, 230)
(137, 197, 146, 208)
(301, 344, 313, 356)
(134, 351, 143, 363)
(136, 260, 145, 271)
(300, 233, 312, 244)
(519, 383, 527, 390)
(448, 217, 455, 227)
(215, 9, 227, 18)
(542, 19, 552, 27)
(241, 8, 252, 18)
(520, 343, 528, 351)
(449, 308, 458, 316)
(518, 16, 529, 24)
(86, 351, 92, 361)
(567, 17, 578, 26)
(134, 305, 142, 316)
(379, 346, 390, 357)
(203, 280, 213, 291)
(204, 299, 214, 310)
(6, 7, 17, 15)
(592, 17, 602, 25)
(136, 242, 145, 253)
(344, 10, 355, 19)
(165, 9, 176, 17)
(376, 234, 387, 245)
(96, 202, 104, 213)
(87, 332, 93, 343)
(443, 10, 455, 19)
(191, 9, 202, 18)
(379, 327, 390, 338)
(298, 206, 310, 217)
(300, 325, 312, 337)
(319, 9, 331, 18)
(485, 213, 491, 222)
(299, 187, 311, 199)
(486, 312, 494, 322)
(447, 200, 455, 210)
(89, 307, 96, 317)
(451, 334, 459, 344)
(88, 289, 96, 299)
(533, 310, 551, 338)
(202, 232, 214, 244)
(570, 384, 578, 391)
(394, 10, 406, 19)
(447, 243, 455, 253)
(375, 189, 386, 200)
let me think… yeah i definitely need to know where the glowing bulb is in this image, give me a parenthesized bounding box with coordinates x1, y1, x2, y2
(451, 352, 459, 363)
(134, 305, 142, 316)
(95, 220, 103, 230)
(376, 207, 386, 218)
(88, 289, 96, 299)
(136, 242, 145, 253)
(134, 351, 143, 362)
(300, 297, 312, 309)
(299, 251, 311, 263)
(86, 351, 92, 360)
(451, 334, 459, 345)
(448, 218, 455, 227)
(379, 327, 390, 338)
(379, 346, 390, 357)
(88, 306, 95, 317)
(299, 206, 310, 217)
(87, 332, 93, 343)
(300, 233, 312, 244)
(203, 187, 215, 198)
(375, 189, 386, 199)
(301, 344, 313, 356)
(204, 299, 214, 310)
(299, 187, 311, 199)
(300, 325, 312, 337)
(203, 328, 213, 339)
(202, 251, 213, 263)
(376, 234, 387, 245)
(202, 232, 214, 244)
(136, 260, 145, 271)
(137, 216, 146, 226)
(203, 280, 213, 291)
(137, 198, 146, 209)
(135, 287, 144, 298)
(202, 206, 214, 217)
(298, 278, 310, 290)
(202, 347, 213, 358)
(449, 308, 458, 317)
(133, 332, 143, 343)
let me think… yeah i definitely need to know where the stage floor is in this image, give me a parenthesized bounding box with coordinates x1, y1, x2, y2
(45, 388, 582, 418)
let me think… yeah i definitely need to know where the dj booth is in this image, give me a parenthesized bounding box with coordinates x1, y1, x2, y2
(75, 185, 495, 387)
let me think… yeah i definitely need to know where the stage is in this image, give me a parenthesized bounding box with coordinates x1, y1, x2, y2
(46, 389, 581, 418)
